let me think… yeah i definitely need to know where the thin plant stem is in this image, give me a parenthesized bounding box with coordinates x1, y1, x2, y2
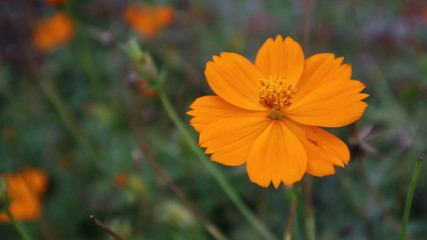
(303, 178, 316, 240)
(399, 157, 423, 240)
(158, 89, 277, 240)
(90, 215, 124, 240)
(65, 4, 103, 100)
(357, 158, 400, 232)
(121, 98, 228, 240)
(283, 188, 297, 240)
(293, 184, 311, 240)
(39, 77, 100, 156)
(6, 210, 33, 240)
(75, 28, 103, 100)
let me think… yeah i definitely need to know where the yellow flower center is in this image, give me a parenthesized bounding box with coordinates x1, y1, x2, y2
(258, 75, 297, 120)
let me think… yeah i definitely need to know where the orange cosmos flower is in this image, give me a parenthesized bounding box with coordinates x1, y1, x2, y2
(187, 36, 368, 188)
(33, 13, 74, 52)
(123, 4, 175, 39)
(0, 169, 48, 222)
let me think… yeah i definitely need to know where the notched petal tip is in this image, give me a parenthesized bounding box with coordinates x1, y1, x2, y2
(274, 34, 284, 41)
(203, 61, 214, 75)
(335, 56, 345, 65)
(283, 36, 296, 44)
(308, 166, 336, 177)
(211, 55, 220, 62)
(248, 176, 271, 188)
(186, 111, 194, 117)
(251, 176, 303, 189)
(219, 52, 236, 58)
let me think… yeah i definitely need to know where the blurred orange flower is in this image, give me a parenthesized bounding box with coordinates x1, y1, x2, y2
(0, 169, 48, 222)
(138, 81, 158, 98)
(114, 173, 128, 187)
(33, 13, 74, 52)
(188, 36, 368, 188)
(45, 0, 67, 7)
(123, 4, 175, 39)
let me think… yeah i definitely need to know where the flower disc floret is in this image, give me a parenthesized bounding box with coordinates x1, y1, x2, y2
(258, 75, 297, 120)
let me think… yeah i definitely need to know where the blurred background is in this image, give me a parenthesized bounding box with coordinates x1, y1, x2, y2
(0, 0, 426, 239)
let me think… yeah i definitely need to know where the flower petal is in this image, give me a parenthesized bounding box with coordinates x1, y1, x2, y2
(205, 53, 264, 111)
(255, 35, 305, 85)
(247, 121, 307, 188)
(294, 53, 350, 95)
(287, 54, 368, 127)
(284, 119, 350, 177)
(288, 82, 368, 127)
(0, 173, 43, 222)
(187, 96, 267, 133)
(155, 6, 175, 27)
(21, 169, 48, 196)
(200, 117, 271, 166)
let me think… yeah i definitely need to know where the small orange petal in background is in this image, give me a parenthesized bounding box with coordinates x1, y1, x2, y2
(114, 173, 128, 188)
(123, 4, 175, 40)
(137, 81, 159, 98)
(33, 13, 74, 53)
(45, 0, 67, 7)
(0, 169, 48, 222)
(155, 6, 175, 27)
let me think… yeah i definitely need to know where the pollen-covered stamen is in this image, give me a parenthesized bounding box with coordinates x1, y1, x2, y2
(258, 75, 297, 120)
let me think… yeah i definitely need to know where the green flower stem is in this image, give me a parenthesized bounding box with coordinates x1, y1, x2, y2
(283, 188, 297, 240)
(306, 210, 316, 240)
(65, 4, 103, 100)
(158, 90, 277, 240)
(6, 210, 33, 240)
(293, 185, 306, 239)
(76, 27, 103, 100)
(399, 157, 423, 240)
(304, 180, 316, 240)
(293, 184, 314, 240)
(39, 77, 98, 156)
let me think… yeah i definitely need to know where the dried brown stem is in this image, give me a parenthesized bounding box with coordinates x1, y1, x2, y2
(90, 215, 125, 240)
(303, 177, 315, 240)
(283, 196, 297, 240)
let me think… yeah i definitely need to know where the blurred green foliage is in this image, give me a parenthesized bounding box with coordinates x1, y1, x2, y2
(0, 0, 426, 239)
